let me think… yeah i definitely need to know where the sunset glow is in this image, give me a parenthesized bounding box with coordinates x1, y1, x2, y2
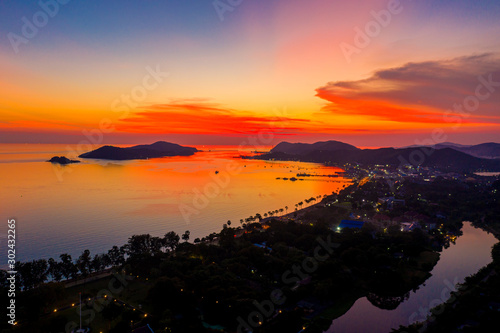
(1, 0, 500, 146)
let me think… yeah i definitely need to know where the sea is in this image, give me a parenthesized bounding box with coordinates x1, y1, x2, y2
(0, 144, 350, 264)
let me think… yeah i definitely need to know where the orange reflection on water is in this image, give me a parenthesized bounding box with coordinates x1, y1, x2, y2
(0, 144, 350, 263)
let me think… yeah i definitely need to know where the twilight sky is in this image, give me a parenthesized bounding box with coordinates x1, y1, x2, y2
(1, 0, 500, 147)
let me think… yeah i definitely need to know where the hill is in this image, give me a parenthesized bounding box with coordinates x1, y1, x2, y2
(79, 141, 198, 160)
(256, 141, 500, 172)
(271, 140, 359, 155)
(433, 142, 500, 159)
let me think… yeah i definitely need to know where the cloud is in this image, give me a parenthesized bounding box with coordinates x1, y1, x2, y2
(315, 54, 500, 126)
(116, 101, 310, 136)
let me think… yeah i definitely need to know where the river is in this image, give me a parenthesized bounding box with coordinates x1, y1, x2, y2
(325, 222, 498, 332)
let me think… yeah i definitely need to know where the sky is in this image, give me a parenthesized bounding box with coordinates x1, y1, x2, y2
(1, 0, 500, 147)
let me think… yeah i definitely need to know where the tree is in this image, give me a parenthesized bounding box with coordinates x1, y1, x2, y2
(91, 254, 102, 273)
(101, 253, 112, 268)
(164, 231, 180, 251)
(150, 236, 163, 254)
(182, 230, 190, 242)
(227, 220, 232, 226)
(108, 246, 124, 266)
(77, 250, 92, 277)
(59, 253, 77, 280)
(0, 270, 8, 288)
(15, 261, 30, 290)
(219, 227, 235, 249)
(125, 234, 163, 258)
(48, 258, 63, 282)
(32, 259, 49, 286)
(285, 206, 288, 214)
(16, 260, 49, 289)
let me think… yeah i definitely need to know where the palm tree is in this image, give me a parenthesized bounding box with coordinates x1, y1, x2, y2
(227, 220, 231, 226)
(279, 208, 284, 216)
(77, 249, 92, 277)
(285, 206, 288, 214)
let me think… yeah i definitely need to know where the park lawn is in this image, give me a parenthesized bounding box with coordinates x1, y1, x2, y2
(44, 281, 152, 332)
(65, 275, 154, 305)
(115, 278, 155, 313)
(53, 305, 116, 332)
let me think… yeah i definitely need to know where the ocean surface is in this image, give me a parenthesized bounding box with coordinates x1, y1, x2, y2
(0, 144, 350, 264)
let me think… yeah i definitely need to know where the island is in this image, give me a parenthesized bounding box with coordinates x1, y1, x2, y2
(78, 141, 198, 160)
(251, 140, 500, 172)
(46, 156, 80, 165)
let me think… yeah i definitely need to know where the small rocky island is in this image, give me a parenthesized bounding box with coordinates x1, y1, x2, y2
(47, 156, 81, 165)
(79, 141, 198, 160)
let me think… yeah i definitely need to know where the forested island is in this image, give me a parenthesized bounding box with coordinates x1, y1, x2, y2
(79, 141, 198, 160)
(46, 156, 80, 165)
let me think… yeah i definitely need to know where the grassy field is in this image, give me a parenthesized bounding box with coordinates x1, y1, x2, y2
(40, 273, 154, 332)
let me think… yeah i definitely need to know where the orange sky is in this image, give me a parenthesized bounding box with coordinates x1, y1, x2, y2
(1, 0, 500, 146)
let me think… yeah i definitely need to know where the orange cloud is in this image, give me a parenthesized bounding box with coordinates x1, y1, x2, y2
(315, 54, 500, 129)
(116, 101, 310, 136)
(0, 119, 86, 132)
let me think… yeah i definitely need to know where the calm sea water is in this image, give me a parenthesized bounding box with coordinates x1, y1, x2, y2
(0, 144, 350, 264)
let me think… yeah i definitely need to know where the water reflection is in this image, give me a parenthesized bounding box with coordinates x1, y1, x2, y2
(0, 144, 351, 264)
(366, 292, 410, 310)
(325, 223, 498, 333)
